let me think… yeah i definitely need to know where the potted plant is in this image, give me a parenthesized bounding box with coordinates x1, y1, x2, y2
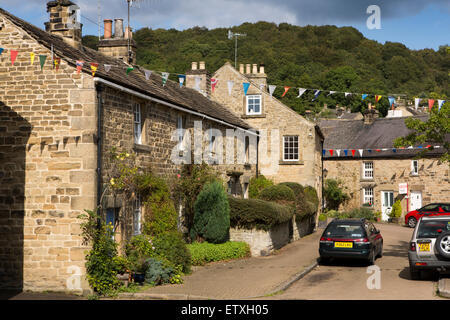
(389, 200, 402, 224)
(113, 256, 132, 285)
(131, 257, 148, 284)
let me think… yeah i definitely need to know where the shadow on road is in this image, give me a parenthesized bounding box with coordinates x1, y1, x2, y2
(383, 241, 410, 258)
(399, 267, 441, 281)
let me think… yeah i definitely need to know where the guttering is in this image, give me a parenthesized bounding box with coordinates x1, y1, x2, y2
(93, 77, 259, 137)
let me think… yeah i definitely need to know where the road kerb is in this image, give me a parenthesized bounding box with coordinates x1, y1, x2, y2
(438, 279, 450, 299)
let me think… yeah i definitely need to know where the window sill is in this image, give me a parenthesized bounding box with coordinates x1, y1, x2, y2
(133, 143, 151, 153)
(241, 114, 266, 119)
(279, 160, 304, 165)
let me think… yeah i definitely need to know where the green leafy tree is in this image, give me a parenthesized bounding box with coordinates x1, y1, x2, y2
(324, 179, 350, 211)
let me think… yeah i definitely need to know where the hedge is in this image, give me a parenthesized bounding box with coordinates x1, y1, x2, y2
(258, 184, 295, 203)
(188, 241, 251, 266)
(228, 196, 295, 231)
(248, 175, 274, 199)
(277, 182, 319, 220)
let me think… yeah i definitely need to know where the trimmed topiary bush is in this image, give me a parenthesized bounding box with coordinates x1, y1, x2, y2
(188, 241, 251, 266)
(278, 182, 304, 198)
(258, 184, 296, 204)
(190, 181, 230, 244)
(228, 196, 295, 231)
(248, 175, 274, 199)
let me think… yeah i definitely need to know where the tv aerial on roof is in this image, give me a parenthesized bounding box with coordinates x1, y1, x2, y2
(228, 30, 247, 69)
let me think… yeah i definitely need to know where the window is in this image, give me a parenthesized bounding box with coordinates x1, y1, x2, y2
(133, 196, 142, 236)
(283, 136, 299, 161)
(246, 95, 262, 115)
(363, 187, 374, 206)
(106, 208, 119, 240)
(411, 160, 419, 175)
(177, 115, 185, 151)
(133, 103, 142, 144)
(363, 162, 374, 179)
(244, 136, 250, 164)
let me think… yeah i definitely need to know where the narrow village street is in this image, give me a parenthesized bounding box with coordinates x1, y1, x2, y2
(271, 223, 447, 300)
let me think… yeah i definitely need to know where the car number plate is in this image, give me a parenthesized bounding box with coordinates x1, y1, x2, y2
(418, 243, 431, 252)
(334, 242, 353, 248)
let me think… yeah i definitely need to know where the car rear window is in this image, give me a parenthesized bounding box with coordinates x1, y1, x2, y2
(417, 220, 450, 238)
(441, 204, 450, 212)
(324, 224, 366, 239)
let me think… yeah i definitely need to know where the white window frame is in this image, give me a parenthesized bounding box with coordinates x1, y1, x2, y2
(363, 161, 374, 179)
(177, 114, 185, 151)
(133, 196, 142, 236)
(363, 187, 374, 206)
(411, 160, 419, 175)
(283, 136, 299, 161)
(246, 95, 262, 115)
(134, 103, 142, 145)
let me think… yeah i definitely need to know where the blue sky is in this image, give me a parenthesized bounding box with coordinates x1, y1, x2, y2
(0, 0, 448, 50)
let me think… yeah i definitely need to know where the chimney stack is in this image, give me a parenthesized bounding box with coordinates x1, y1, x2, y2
(98, 18, 137, 65)
(186, 61, 211, 98)
(104, 19, 112, 39)
(245, 63, 268, 89)
(363, 108, 379, 125)
(45, 0, 83, 49)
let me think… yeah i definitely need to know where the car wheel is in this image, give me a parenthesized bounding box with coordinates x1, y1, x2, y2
(377, 243, 383, 258)
(436, 231, 450, 259)
(368, 249, 376, 266)
(408, 217, 417, 228)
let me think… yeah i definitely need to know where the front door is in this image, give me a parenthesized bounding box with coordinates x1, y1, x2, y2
(381, 191, 394, 221)
(410, 191, 422, 212)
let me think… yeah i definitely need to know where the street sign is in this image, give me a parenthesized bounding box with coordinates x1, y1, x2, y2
(399, 183, 408, 195)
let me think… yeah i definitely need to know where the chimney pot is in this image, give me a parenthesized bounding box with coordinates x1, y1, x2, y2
(259, 64, 265, 74)
(199, 61, 206, 70)
(192, 62, 198, 70)
(104, 19, 112, 39)
(114, 18, 124, 38)
(125, 26, 133, 39)
(252, 64, 258, 74)
(239, 64, 244, 74)
(246, 64, 251, 74)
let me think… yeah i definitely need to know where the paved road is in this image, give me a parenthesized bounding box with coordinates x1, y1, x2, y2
(271, 223, 447, 300)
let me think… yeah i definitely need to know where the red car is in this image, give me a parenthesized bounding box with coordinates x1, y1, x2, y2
(405, 203, 450, 228)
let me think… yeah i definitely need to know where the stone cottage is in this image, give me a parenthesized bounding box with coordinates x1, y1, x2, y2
(320, 109, 449, 221)
(0, 1, 255, 294)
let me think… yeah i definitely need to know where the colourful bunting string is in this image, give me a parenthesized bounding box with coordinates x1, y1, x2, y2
(211, 78, 219, 93)
(312, 90, 321, 101)
(438, 100, 446, 111)
(362, 94, 368, 101)
(282, 86, 291, 97)
(0, 48, 4, 55)
(144, 69, 152, 81)
(161, 72, 169, 86)
(428, 99, 435, 111)
(104, 64, 112, 73)
(297, 88, 307, 98)
(126, 67, 134, 76)
(178, 75, 186, 88)
(76, 60, 84, 74)
(243, 82, 250, 96)
(90, 63, 99, 77)
(30, 52, 35, 65)
(269, 85, 276, 98)
(39, 55, 47, 70)
(10, 50, 18, 66)
(375, 95, 382, 103)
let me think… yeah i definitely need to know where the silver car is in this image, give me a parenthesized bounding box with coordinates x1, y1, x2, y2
(408, 216, 450, 280)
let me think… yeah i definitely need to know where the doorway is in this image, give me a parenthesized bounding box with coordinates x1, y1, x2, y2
(410, 191, 422, 211)
(381, 191, 394, 221)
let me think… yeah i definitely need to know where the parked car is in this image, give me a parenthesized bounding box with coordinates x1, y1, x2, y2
(408, 216, 450, 280)
(319, 219, 383, 265)
(405, 203, 450, 228)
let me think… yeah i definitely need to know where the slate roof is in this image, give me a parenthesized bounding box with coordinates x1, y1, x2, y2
(0, 8, 251, 130)
(319, 116, 446, 159)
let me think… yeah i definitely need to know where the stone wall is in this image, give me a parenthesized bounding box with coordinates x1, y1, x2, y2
(0, 14, 96, 292)
(324, 157, 450, 219)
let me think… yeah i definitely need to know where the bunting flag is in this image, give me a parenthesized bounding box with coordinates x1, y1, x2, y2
(227, 80, 234, 96)
(243, 82, 250, 96)
(0, 48, 4, 55)
(358, 149, 364, 157)
(351, 149, 356, 157)
(328, 91, 337, 96)
(126, 67, 134, 76)
(329, 149, 334, 156)
(375, 95, 382, 103)
(53, 57, 61, 71)
(104, 64, 112, 73)
(211, 78, 219, 93)
(194, 76, 202, 91)
(392, 148, 397, 153)
(414, 98, 421, 110)
(178, 75, 186, 88)
(281, 86, 291, 97)
(343, 150, 348, 156)
(428, 99, 435, 111)
(362, 94, 368, 101)
(39, 55, 47, 70)
(312, 90, 321, 101)
(144, 69, 152, 81)
(259, 84, 265, 92)
(297, 88, 307, 98)
(345, 92, 352, 98)
(30, 52, 35, 65)
(269, 85, 277, 97)
(323, 150, 326, 157)
(90, 62, 99, 77)
(161, 72, 169, 86)
(336, 149, 341, 157)
(388, 96, 395, 107)
(10, 50, 18, 66)
(438, 100, 445, 111)
(76, 60, 84, 74)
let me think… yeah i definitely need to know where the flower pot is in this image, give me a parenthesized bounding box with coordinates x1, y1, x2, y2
(133, 273, 145, 284)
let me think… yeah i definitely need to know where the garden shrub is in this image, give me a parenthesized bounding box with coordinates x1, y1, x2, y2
(390, 200, 402, 218)
(152, 231, 191, 274)
(188, 241, 251, 266)
(248, 175, 274, 199)
(278, 182, 304, 198)
(323, 179, 349, 211)
(347, 207, 377, 221)
(125, 234, 156, 273)
(228, 196, 295, 231)
(304, 186, 319, 210)
(258, 184, 296, 204)
(144, 257, 182, 286)
(191, 181, 230, 244)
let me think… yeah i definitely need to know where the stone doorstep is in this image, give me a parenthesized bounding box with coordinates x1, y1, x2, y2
(438, 279, 450, 299)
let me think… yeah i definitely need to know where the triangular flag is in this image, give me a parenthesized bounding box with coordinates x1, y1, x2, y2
(90, 63, 99, 77)
(178, 75, 186, 88)
(39, 55, 47, 70)
(227, 81, 234, 96)
(144, 69, 152, 80)
(351, 150, 356, 157)
(328, 91, 336, 96)
(76, 60, 84, 74)
(392, 148, 397, 153)
(0, 48, 4, 55)
(211, 78, 219, 93)
(126, 67, 134, 75)
(259, 84, 265, 92)
(428, 99, 435, 111)
(438, 100, 445, 111)
(362, 94, 368, 101)
(281, 86, 291, 97)
(243, 82, 250, 96)
(336, 149, 341, 157)
(53, 57, 61, 71)
(10, 50, 18, 66)
(104, 64, 112, 73)
(358, 149, 363, 157)
(322, 150, 326, 157)
(343, 150, 348, 156)
(388, 96, 395, 107)
(312, 90, 321, 101)
(161, 72, 169, 86)
(367, 149, 372, 153)
(329, 150, 334, 157)
(30, 52, 35, 65)
(375, 95, 382, 103)
(414, 98, 421, 110)
(269, 85, 277, 97)
(194, 76, 202, 91)
(345, 92, 352, 98)
(297, 88, 307, 98)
